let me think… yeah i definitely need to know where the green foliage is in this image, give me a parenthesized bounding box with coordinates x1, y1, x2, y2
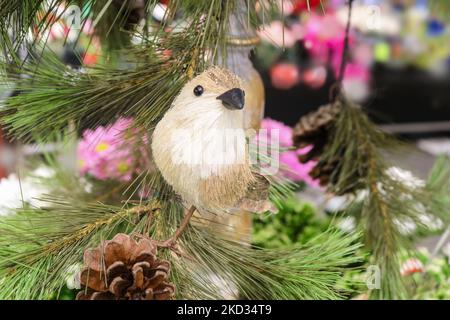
(253, 196, 328, 248)
(318, 98, 450, 299)
(1, 1, 283, 142)
(408, 248, 450, 300)
(252, 195, 368, 298)
(0, 195, 363, 300)
(0, 0, 367, 301)
(0, 45, 186, 141)
(0, 0, 52, 57)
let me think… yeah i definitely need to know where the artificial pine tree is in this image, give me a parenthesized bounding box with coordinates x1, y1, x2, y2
(0, 0, 364, 300)
(0, 0, 448, 301)
(292, 0, 450, 299)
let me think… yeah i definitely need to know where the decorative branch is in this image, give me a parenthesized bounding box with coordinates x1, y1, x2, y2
(162, 205, 196, 246)
(0, 196, 363, 300)
(336, 0, 354, 90)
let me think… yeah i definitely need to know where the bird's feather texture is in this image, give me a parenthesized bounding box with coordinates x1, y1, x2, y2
(152, 67, 273, 214)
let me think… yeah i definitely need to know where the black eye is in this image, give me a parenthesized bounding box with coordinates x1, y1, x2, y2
(193, 85, 204, 96)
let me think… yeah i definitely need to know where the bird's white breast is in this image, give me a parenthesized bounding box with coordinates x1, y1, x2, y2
(151, 96, 247, 206)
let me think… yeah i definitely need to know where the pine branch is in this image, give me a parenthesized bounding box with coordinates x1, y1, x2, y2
(1, 1, 267, 141)
(0, 1, 161, 59)
(320, 99, 450, 299)
(0, 0, 67, 60)
(0, 0, 357, 301)
(177, 227, 363, 299)
(0, 198, 155, 299)
(0, 196, 363, 300)
(0, 44, 186, 141)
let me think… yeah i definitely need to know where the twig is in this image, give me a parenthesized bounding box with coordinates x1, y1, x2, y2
(132, 232, 196, 262)
(162, 205, 196, 248)
(331, 0, 354, 101)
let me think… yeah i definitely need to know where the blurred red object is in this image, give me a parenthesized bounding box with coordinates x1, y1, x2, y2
(303, 65, 327, 88)
(270, 63, 301, 90)
(400, 258, 424, 276)
(292, 0, 322, 14)
(83, 53, 98, 65)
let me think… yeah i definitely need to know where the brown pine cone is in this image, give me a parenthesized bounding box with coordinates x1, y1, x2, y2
(76, 233, 175, 300)
(293, 103, 341, 189)
(294, 101, 367, 195)
(293, 103, 341, 155)
(309, 157, 341, 187)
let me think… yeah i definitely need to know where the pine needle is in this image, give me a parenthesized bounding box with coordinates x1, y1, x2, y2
(320, 98, 450, 299)
(0, 196, 363, 300)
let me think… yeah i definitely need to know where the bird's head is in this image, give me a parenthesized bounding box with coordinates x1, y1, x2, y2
(172, 67, 246, 119)
(153, 67, 249, 185)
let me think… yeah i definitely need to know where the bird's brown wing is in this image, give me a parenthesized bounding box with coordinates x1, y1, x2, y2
(235, 172, 277, 214)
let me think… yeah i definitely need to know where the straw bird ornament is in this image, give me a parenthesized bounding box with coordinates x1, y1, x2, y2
(152, 67, 276, 242)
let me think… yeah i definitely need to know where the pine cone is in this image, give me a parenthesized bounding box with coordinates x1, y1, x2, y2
(309, 157, 341, 187)
(293, 103, 341, 188)
(76, 233, 175, 300)
(113, 0, 148, 30)
(293, 103, 340, 153)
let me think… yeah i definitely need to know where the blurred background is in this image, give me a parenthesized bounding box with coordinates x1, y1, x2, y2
(256, 0, 450, 133)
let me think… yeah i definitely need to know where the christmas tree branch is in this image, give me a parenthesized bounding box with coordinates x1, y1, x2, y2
(320, 100, 450, 299)
(1, 1, 272, 141)
(336, 0, 353, 89)
(0, 199, 157, 299)
(175, 226, 363, 299)
(0, 194, 363, 300)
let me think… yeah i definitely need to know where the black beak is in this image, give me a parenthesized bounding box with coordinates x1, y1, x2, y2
(216, 88, 245, 110)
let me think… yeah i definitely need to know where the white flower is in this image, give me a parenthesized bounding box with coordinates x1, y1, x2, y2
(394, 217, 417, 235)
(418, 214, 444, 231)
(0, 174, 28, 216)
(65, 264, 82, 290)
(325, 195, 350, 212)
(386, 166, 426, 190)
(31, 167, 55, 179)
(338, 216, 356, 233)
(0, 169, 51, 216)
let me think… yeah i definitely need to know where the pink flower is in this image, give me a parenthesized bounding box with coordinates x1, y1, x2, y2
(260, 118, 319, 187)
(302, 13, 352, 77)
(261, 118, 294, 148)
(344, 63, 370, 82)
(281, 150, 320, 187)
(77, 118, 147, 182)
